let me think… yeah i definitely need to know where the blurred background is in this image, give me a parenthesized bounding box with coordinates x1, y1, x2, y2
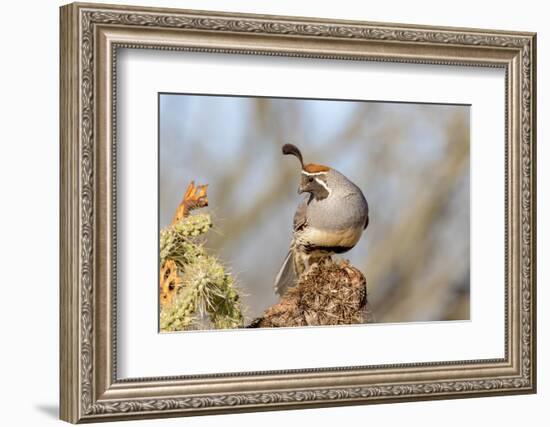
(159, 94, 470, 324)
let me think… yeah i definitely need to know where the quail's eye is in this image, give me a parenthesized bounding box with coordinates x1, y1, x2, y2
(308, 177, 314, 183)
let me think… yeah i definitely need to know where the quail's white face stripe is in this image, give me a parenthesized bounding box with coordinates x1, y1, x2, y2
(314, 177, 332, 196)
(301, 170, 327, 176)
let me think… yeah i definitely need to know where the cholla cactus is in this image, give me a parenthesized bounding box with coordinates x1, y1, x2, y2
(159, 212, 244, 332)
(248, 258, 371, 328)
(159, 213, 211, 267)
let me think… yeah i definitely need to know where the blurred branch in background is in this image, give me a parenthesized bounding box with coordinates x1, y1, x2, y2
(364, 113, 470, 322)
(160, 95, 470, 324)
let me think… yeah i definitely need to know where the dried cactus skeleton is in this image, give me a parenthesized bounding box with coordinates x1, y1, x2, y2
(159, 260, 182, 307)
(171, 181, 208, 224)
(248, 258, 370, 328)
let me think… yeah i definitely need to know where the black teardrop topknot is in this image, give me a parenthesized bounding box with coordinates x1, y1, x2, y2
(282, 143, 304, 168)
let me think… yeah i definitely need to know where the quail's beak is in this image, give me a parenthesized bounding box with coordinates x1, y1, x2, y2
(297, 185, 304, 195)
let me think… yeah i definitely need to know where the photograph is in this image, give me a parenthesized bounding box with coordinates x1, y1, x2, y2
(158, 94, 471, 332)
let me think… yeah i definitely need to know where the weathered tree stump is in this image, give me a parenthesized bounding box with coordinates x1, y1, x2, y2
(249, 258, 369, 328)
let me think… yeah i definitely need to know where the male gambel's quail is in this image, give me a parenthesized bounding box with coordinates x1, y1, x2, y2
(274, 143, 369, 296)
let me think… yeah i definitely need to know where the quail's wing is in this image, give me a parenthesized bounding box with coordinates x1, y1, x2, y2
(343, 190, 369, 230)
(363, 197, 370, 229)
(293, 198, 308, 231)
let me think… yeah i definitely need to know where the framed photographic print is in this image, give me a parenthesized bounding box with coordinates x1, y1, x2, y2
(60, 2, 537, 423)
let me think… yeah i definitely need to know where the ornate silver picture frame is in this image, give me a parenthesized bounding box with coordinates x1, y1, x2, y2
(60, 2, 536, 423)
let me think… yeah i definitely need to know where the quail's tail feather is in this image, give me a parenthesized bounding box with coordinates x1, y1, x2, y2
(273, 250, 296, 296)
